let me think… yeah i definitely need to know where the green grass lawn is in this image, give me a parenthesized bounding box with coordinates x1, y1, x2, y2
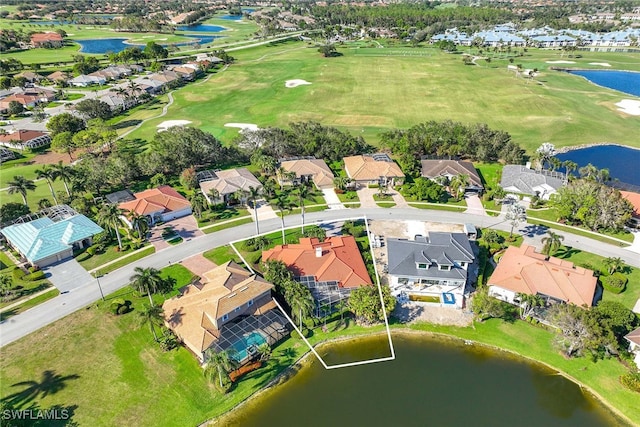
(197, 207, 250, 227)
(79, 244, 155, 272)
(0, 179, 67, 211)
(0, 251, 54, 311)
(552, 245, 640, 309)
(201, 216, 254, 234)
(124, 43, 640, 152)
(0, 288, 59, 321)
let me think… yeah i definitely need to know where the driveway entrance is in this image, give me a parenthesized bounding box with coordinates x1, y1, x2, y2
(45, 259, 95, 293)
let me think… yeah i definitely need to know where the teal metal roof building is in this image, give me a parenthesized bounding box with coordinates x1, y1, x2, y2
(1, 214, 103, 267)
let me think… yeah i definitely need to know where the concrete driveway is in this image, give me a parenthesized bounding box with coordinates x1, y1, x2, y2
(356, 187, 379, 208)
(322, 188, 345, 209)
(464, 193, 487, 216)
(44, 259, 96, 293)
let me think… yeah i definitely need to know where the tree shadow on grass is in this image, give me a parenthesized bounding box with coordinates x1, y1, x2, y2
(111, 119, 142, 130)
(554, 246, 581, 259)
(2, 370, 80, 407)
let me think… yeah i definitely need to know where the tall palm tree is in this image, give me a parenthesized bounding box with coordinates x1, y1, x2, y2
(204, 349, 238, 389)
(333, 176, 351, 191)
(273, 194, 292, 244)
(285, 282, 315, 332)
(189, 192, 207, 219)
(35, 165, 58, 204)
(296, 185, 310, 233)
(129, 211, 149, 240)
(51, 161, 74, 197)
(248, 186, 261, 235)
(137, 303, 164, 341)
(130, 266, 165, 306)
(562, 160, 577, 183)
(7, 175, 36, 206)
(541, 231, 564, 257)
(207, 188, 220, 206)
(449, 174, 469, 201)
(96, 203, 125, 251)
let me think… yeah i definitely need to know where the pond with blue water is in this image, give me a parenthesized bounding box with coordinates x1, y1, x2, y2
(567, 70, 640, 98)
(556, 145, 640, 187)
(76, 35, 220, 54)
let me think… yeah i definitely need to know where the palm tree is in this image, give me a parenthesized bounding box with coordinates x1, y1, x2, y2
(333, 176, 351, 191)
(541, 231, 564, 257)
(96, 203, 125, 251)
(449, 174, 469, 201)
(273, 194, 293, 244)
(579, 163, 598, 181)
(7, 175, 36, 206)
(248, 186, 261, 235)
(137, 303, 164, 341)
(286, 282, 315, 332)
(129, 211, 149, 240)
(37, 198, 52, 210)
(51, 161, 74, 197)
(189, 192, 207, 219)
(130, 266, 165, 306)
(562, 160, 577, 183)
(296, 185, 310, 233)
(262, 179, 276, 199)
(35, 165, 58, 204)
(207, 188, 220, 206)
(516, 293, 544, 320)
(256, 343, 271, 362)
(603, 257, 624, 275)
(204, 349, 238, 389)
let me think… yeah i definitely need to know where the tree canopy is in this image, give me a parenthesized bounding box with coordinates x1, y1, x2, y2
(348, 285, 395, 325)
(74, 99, 113, 120)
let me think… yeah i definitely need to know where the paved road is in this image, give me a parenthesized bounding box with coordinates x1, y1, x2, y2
(1, 208, 639, 347)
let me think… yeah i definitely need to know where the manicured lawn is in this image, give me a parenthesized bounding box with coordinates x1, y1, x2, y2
(376, 201, 396, 208)
(553, 245, 640, 310)
(79, 244, 155, 272)
(0, 251, 54, 310)
(203, 245, 240, 265)
(0, 179, 67, 211)
(201, 216, 253, 234)
(197, 207, 250, 227)
(99, 246, 156, 275)
(475, 162, 502, 190)
(336, 191, 359, 204)
(124, 43, 640, 152)
(0, 288, 59, 321)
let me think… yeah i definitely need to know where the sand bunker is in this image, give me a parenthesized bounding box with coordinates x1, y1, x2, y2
(224, 123, 259, 132)
(285, 79, 312, 88)
(545, 60, 576, 64)
(615, 100, 640, 116)
(589, 62, 611, 67)
(157, 120, 192, 132)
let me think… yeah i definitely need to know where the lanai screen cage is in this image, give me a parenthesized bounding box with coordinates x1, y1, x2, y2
(209, 309, 290, 363)
(298, 276, 354, 318)
(12, 204, 78, 225)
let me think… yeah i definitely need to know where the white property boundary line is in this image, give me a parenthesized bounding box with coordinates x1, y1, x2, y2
(229, 215, 395, 370)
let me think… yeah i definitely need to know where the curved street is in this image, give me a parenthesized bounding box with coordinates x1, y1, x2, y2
(1, 207, 638, 347)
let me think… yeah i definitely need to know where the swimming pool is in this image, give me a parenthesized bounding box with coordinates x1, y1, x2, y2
(231, 331, 267, 361)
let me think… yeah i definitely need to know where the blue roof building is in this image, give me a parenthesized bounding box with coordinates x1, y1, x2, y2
(1, 214, 103, 267)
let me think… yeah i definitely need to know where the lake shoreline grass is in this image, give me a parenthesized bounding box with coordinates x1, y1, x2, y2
(209, 326, 636, 427)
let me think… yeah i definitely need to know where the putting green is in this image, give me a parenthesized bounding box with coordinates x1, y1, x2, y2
(126, 42, 640, 152)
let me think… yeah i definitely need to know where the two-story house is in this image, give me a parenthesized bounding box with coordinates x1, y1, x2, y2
(386, 232, 475, 308)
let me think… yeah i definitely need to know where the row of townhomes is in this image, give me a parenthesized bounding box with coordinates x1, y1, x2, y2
(432, 23, 640, 49)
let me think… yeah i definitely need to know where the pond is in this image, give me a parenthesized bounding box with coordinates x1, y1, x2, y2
(222, 334, 623, 427)
(556, 144, 640, 187)
(219, 8, 255, 20)
(567, 70, 640, 98)
(176, 24, 226, 33)
(76, 35, 220, 54)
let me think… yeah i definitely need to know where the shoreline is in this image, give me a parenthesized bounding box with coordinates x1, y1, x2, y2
(202, 327, 635, 427)
(555, 142, 640, 154)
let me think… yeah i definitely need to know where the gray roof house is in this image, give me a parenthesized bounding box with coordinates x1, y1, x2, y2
(500, 165, 564, 200)
(386, 233, 475, 308)
(421, 159, 483, 193)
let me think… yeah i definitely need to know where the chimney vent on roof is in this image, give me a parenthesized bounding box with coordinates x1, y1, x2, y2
(315, 247, 322, 258)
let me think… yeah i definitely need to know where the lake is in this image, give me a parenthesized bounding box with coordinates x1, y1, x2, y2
(76, 35, 220, 54)
(568, 70, 640, 97)
(556, 145, 640, 187)
(177, 24, 225, 33)
(222, 334, 623, 427)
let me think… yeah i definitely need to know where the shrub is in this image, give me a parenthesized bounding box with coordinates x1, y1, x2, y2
(367, 183, 379, 189)
(87, 246, 97, 256)
(620, 371, 640, 393)
(110, 298, 132, 315)
(23, 271, 45, 281)
(602, 273, 627, 294)
(159, 329, 178, 351)
(28, 266, 39, 273)
(12, 268, 25, 280)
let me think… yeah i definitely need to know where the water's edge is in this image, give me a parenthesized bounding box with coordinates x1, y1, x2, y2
(203, 328, 634, 427)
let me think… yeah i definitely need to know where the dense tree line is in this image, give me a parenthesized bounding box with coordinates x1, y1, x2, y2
(238, 121, 372, 163)
(553, 179, 633, 232)
(381, 121, 525, 176)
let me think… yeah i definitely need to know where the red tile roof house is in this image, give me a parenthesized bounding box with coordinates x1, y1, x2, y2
(263, 236, 373, 317)
(30, 32, 64, 48)
(0, 94, 39, 112)
(0, 130, 51, 151)
(488, 244, 598, 308)
(118, 185, 192, 226)
(620, 190, 640, 227)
